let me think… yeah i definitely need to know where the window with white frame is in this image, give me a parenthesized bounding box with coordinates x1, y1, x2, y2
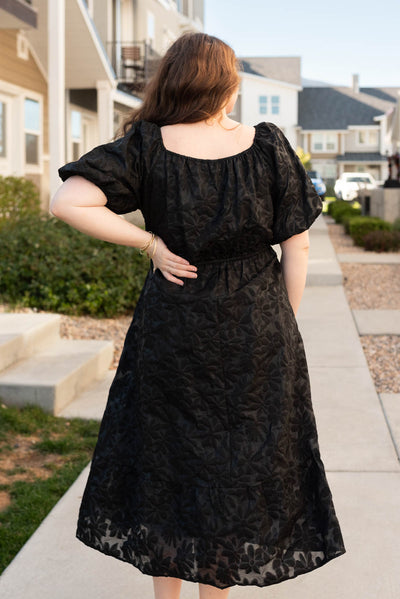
(24, 98, 40, 165)
(271, 95, 280, 115)
(259, 95, 267, 115)
(326, 133, 336, 150)
(147, 11, 155, 46)
(312, 133, 323, 151)
(311, 132, 337, 152)
(0, 101, 6, 158)
(357, 130, 378, 146)
(71, 110, 82, 161)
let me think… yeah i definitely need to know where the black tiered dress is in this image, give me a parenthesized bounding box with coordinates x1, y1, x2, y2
(58, 120, 346, 589)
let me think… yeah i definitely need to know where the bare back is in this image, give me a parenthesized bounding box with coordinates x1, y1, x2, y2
(160, 119, 256, 160)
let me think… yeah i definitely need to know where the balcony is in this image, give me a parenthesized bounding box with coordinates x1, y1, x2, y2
(0, 0, 37, 28)
(107, 41, 161, 97)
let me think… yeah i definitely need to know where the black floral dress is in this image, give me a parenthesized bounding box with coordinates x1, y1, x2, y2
(58, 120, 346, 589)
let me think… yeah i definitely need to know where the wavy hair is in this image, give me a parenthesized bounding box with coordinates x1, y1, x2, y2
(119, 32, 241, 135)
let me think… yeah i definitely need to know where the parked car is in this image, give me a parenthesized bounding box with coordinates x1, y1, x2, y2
(306, 171, 326, 199)
(334, 172, 377, 201)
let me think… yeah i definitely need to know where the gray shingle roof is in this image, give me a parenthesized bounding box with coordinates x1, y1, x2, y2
(239, 57, 301, 86)
(298, 86, 399, 129)
(336, 152, 387, 162)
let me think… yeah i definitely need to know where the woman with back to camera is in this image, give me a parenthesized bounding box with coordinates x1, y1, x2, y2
(50, 32, 346, 599)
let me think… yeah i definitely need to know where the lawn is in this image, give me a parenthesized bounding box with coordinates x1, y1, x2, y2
(0, 402, 100, 574)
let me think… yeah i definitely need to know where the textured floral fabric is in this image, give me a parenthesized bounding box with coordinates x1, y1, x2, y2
(58, 120, 346, 589)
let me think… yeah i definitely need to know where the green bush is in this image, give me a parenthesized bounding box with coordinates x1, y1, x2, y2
(392, 218, 400, 232)
(0, 213, 150, 317)
(325, 183, 336, 198)
(328, 200, 361, 223)
(0, 175, 40, 226)
(347, 216, 392, 247)
(363, 230, 400, 252)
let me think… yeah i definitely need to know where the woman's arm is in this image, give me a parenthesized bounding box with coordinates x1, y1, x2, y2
(49, 175, 197, 285)
(279, 230, 310, 317)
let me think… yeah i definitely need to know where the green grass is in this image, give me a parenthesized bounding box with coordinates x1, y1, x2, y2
(0, 403, 100, 574)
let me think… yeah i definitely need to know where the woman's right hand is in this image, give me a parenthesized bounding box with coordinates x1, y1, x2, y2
(148, 235, 198, 286)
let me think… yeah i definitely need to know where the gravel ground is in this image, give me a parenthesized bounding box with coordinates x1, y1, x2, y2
(341, 264, 400, 310)
(327, 222, 365, 253)
(360, 336, 400, 394)
(327, 217, 400, 393)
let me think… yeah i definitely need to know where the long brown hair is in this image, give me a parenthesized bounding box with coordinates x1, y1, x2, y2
(120, 32, 241, 135)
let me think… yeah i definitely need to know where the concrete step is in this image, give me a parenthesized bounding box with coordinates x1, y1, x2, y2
(58, 370, 116, 420)
(0, 313, 61, 372)
(352, 309, 400, 335)
(0, 338, 113, 415)
(338, 252, 400, 264)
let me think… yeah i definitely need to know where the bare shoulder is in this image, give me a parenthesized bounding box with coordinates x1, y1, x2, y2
(232, 121, 257, 144)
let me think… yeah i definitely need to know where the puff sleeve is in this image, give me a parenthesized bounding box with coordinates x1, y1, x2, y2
(58, 124, 143, 214)
(269, 123, 323, 245)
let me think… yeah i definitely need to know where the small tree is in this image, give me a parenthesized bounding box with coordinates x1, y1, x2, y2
(296, 147, 312, 171)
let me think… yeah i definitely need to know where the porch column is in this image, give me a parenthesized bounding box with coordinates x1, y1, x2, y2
(96, 80, 114, 144)
(48, 0, 65, 199)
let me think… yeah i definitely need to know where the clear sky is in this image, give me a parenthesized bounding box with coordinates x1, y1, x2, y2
(204, 0, 400, 88)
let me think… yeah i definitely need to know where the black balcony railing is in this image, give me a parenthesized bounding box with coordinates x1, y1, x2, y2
(107, 41, 161, 95)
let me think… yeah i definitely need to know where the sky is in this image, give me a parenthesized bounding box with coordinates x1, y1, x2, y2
(204, 0, 400, 88)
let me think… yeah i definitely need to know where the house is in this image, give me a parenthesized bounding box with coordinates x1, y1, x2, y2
(235, 56, 302, 147)
(0, 0, 204, 208)
(298, 75, 400, 184)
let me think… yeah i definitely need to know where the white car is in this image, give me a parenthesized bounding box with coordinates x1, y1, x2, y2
(334, 172, 377, 201)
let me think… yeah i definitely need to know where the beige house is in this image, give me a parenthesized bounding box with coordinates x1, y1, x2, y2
(297, 75, 400, 185)
(0, 0, 204, 208)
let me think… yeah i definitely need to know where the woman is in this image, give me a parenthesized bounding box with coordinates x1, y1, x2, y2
(51, 32, 346, 599)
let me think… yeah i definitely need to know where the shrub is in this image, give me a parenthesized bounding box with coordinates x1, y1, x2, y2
(347, 216, 392, 247)
(328, 200, 361, 223)
(325, 182, 336, 197)
(363, 230, 400, 252)
(0, 175, 40, 226)
(392, 218, 400, 232)
(0, 213, 150, 317)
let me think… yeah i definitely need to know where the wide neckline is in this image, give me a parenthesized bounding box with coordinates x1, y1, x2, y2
(149, 121, 266, 163)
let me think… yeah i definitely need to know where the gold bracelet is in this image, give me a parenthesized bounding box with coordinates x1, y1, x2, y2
(149, 235, 158, 259)
(139, 231, 155, 254)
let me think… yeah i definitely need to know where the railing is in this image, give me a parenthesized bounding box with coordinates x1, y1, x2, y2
(107, 41, 161, 95)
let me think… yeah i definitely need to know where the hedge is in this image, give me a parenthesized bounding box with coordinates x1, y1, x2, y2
(347, 216, 392, 247)
(0, 213, 150, 317)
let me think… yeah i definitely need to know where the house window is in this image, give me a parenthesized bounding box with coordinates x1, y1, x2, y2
(368, 131, 378, 145)
(312, 133, 324, 151)
(326, 133, 336, 150)
(71, 110, 82, 161)
(259, 95, 267, 115)
(24, 98, 40, 165)
(271, 95, 280, 115)
(147, 11, 155, 46)
(0, 102, 6, 158)
(358, 130, 378, 145)
(311, 132, 337, 152)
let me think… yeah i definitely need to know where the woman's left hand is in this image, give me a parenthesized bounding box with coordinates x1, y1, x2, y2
(148, 236, 198, 286)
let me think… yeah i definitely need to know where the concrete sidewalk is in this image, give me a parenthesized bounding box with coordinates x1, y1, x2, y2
(1, 214, 399, 599)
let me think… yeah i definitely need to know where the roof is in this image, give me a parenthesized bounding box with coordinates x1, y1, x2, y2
(298, 86, 400, 130)
(336, 152, 387, 162)
(239, 56, 301, 86)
